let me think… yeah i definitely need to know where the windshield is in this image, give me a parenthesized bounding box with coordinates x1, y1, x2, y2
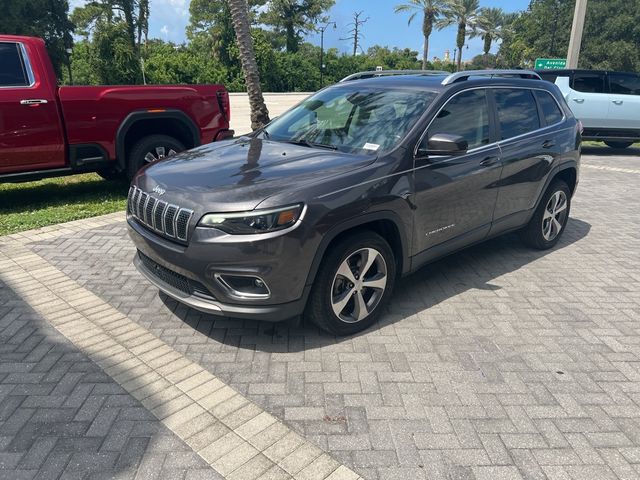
(263, 86, 436, 154)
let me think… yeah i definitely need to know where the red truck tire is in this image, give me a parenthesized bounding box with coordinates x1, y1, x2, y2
(126, 134, 185, 179)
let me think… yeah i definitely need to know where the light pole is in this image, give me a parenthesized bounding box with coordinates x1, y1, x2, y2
(65, 48, 73, 85)
(567, 0, 588, 68)
(319, 21, 336, 88)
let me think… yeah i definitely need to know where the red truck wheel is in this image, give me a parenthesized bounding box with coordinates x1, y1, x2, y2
(127, 135, 185, 179)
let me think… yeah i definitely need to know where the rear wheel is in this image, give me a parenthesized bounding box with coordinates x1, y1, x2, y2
(520, 180, 571, 250)
(604, 140, 633, 149)
(127, 134, 184, 179)
(305, 231, 396, 336)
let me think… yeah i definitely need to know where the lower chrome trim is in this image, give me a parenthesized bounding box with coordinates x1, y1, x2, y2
(214, 273, 271, 300)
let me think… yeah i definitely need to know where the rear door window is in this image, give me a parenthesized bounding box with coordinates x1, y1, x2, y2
(535, 90, 564, 125)
(572, 72, 605, 93)
(0, 42, 29, 87)
(494, 89, 541, 140)
(608, 73, 640, 96)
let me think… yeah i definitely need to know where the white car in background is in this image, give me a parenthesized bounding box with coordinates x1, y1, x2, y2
(538, 69, 640, 149)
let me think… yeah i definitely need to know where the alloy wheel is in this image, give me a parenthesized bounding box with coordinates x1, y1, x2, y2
(330, 247, 387, 324)
(542, 190, 568, 241)
(144, 146, 177, 164)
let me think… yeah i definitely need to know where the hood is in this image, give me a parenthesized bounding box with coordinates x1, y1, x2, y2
(135, 137, 375, 212)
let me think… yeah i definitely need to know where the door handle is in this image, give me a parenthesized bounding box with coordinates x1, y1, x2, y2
(480, 156, 499, 167)
(542, 140, 556, 149)
(612, 100, 624, 105)
(573, 98, 585, 104)
(20, 99, 48, 105)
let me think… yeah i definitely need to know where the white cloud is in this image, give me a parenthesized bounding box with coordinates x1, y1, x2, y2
(165, 0, 189, 17)
(160, 25, 169, 37)
(68, 0, 87, 10)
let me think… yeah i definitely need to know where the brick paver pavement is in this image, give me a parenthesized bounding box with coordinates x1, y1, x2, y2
(0, 263, 223, 480)
(1, 147, 639, 479)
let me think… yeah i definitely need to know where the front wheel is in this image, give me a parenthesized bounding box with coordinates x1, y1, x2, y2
(520, 180, 571, 250)
(127, 134, 185, 179)
(305, 231, 396, 336)
(604, 141, 633, 149)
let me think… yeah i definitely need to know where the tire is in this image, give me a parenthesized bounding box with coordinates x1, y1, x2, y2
(96, 167, 125, 181)
(127, 134, 185, 179)
(305, 231, 396, 336)
(520, 180, 571, 250)
(604, 141, 633, 149)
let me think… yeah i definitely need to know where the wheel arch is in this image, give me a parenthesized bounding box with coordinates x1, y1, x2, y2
(533, 161, 578, 214)
(555, 164, 577, 196)
(116, 110, 200, 171)
(305, 211, 410, 291)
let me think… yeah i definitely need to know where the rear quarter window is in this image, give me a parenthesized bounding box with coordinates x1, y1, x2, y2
(535, 91, 564, 125)
(494, 89, 541, 140)
(608, 73, 640, 95)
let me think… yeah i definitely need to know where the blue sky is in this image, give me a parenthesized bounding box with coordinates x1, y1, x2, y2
(71, 0, 531, 60)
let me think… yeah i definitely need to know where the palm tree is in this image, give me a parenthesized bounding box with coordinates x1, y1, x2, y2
(394, 0, 448, 70)
(471, 7, 505, 58)
(227, 0, 270, 130)
(437, 0, 480, 71)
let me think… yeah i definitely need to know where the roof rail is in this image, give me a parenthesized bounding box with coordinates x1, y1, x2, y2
(441, 69, 542, 85)
(340, 70, 448, 82)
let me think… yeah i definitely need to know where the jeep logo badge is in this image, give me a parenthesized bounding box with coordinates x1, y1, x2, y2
(152, 185, 166, 196)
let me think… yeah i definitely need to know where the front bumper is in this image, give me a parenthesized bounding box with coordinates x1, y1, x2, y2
(127, 215, 318, 322)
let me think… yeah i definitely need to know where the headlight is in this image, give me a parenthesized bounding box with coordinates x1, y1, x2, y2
(199, 204, 303, 234)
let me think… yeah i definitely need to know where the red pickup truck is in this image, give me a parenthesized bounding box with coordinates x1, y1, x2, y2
(0, 35, 233, 181)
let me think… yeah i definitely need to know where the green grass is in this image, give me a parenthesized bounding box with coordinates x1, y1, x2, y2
(0, 174, 129, 236)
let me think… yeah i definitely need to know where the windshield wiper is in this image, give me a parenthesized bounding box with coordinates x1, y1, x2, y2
(284, 138, 338, 151)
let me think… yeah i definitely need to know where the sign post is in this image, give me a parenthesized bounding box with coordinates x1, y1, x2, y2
(535, 58, 567, 70)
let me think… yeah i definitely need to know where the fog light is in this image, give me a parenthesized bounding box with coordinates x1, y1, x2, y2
(215, 274, 270, 299)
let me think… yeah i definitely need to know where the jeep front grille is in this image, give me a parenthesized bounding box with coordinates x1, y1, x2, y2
(128, 186, 194, 242)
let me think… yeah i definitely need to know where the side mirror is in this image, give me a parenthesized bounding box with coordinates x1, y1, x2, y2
(417, 133, 468, 157)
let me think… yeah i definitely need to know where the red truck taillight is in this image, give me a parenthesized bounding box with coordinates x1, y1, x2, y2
(216, 90, 231, 123)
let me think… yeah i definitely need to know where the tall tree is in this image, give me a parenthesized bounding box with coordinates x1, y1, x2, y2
(71, 0, 150, 84)
(471, 7, 505, 57)
(438, 0, 480, 71)
(0, 0, 74, 78)
(261, 0, 335, 53)
(394, 0, 447, 70)
(340, 11, 369, 56)
(227, 0, 270, 129)
(187, 0, 264, 67)
(137, 0, 149, 46)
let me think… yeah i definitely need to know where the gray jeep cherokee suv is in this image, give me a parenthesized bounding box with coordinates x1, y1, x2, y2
(127, 70, 581, 335)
